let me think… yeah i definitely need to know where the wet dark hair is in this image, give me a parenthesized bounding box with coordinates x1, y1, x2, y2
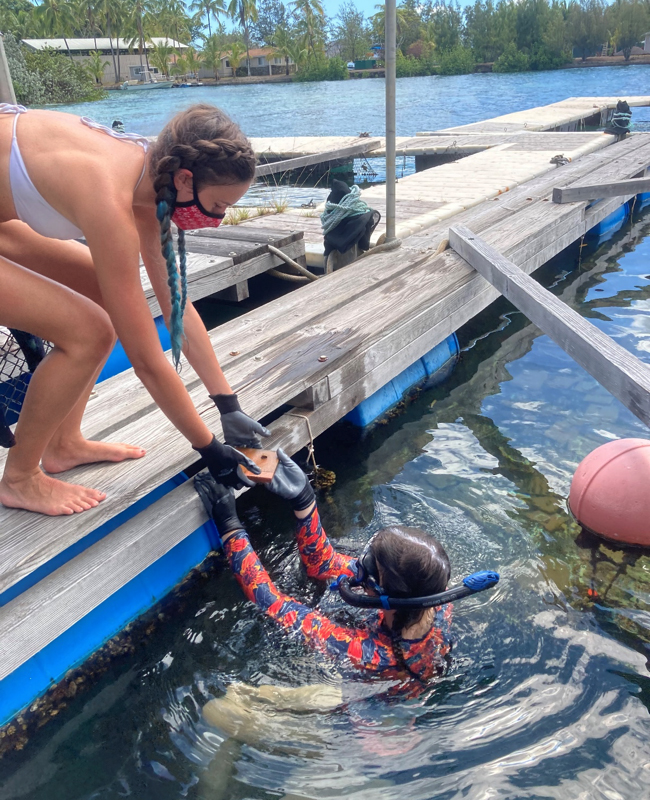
(371, 525, 451, 631)
(149, 104, 256, 367)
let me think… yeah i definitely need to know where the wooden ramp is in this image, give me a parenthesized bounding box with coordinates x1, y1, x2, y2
(2, 130, 650, 729)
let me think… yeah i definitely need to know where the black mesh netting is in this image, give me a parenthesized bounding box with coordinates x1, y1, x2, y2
(1, 328, 50, 445)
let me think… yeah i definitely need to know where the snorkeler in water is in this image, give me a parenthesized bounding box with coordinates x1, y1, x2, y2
(195, 451, 499, 681)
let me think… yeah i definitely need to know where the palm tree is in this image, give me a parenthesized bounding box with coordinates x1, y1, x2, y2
(228, 38, 245, 77)
(37, 0, 76, 58)
(173, 44, 201, 77)
(290, 0, 324, 64)
(371, 3, 409, 50)
(127, 0, 152, 74)
(201, 33, 226, 78)
(86, 49, 110, 82)
(75, 0, 101, 50)
(286, 36, 307, 72)
(227, 0, 257, 76)
(148, 38, 176, 76)
(95, 0, 119, 82)
(189, 0, 225, 38)
(271, 24, 294, 75)
(184, 45, 202, 77)
(160, 0, 191, 46)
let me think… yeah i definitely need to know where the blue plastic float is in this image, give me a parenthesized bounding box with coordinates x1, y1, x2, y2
(344, 333, 460, 427)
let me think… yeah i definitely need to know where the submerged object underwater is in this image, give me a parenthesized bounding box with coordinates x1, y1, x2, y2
(569, 438, 650, 547)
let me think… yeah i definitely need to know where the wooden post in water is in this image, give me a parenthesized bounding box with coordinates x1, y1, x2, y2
(0, 33, 16, 104)
(384, 0, 396, 242)
(448, 224, 650, 428)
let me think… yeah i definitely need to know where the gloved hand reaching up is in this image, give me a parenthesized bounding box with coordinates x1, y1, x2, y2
(193, 436, 260, 490)
(265, 449, 315, 511)
(211, 393, 271, 448)
(194, 472, 243, 542)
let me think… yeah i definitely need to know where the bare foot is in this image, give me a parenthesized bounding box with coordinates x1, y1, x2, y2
(41, 439, 146, 474)
(0, 470, 106, 516)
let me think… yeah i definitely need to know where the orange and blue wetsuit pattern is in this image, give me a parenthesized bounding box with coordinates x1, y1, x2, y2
(223, 506, 452, 680)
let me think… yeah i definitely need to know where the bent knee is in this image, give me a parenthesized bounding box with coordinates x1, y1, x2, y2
(65, 303, 115, 360)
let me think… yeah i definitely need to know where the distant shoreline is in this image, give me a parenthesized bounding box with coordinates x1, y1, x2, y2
(102, 55, 650, 93)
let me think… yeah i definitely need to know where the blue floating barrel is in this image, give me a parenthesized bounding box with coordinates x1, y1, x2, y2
(586, 201, 630, 242)
(344, 333, 460, 427)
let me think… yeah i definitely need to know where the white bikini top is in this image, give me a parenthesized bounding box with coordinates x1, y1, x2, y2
(0, 103, 149, 240)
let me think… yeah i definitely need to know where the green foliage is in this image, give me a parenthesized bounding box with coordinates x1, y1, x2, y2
(4, 33, 105, 104)
(292, 55, 348, 81)
(396, 49, 435, 77)
(608, 0, 649, 60)
(567, 0, 607, 60)
(437, 45, 475, 75)
(334, 0, 371, 62)
(3, 31, 46, 104)
(492, 42, 530, 71)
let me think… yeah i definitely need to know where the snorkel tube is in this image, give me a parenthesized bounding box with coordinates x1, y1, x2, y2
(332, 570, 500, 610)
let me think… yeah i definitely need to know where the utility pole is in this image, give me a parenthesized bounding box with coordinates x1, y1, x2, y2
(0, 33, 17, 104)
(384, 0, 396, 242)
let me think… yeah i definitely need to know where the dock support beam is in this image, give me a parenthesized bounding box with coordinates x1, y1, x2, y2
(448, 224, 650, 428)
(0, 34, 16, 105)
(385, 0, 396, 242)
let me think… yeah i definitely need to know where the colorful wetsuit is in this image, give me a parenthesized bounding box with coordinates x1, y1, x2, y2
(224, 506, 452, 680)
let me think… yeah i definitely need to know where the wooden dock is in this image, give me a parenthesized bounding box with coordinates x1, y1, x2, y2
(241, 129, 616, 258)
(249, 96, 650, 159)
(1, 98, 650, 731)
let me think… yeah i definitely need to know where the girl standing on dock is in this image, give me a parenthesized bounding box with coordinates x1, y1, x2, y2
(0, 103, 267, 516)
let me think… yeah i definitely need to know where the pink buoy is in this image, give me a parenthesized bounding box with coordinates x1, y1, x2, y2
(569, 438, 650, 547)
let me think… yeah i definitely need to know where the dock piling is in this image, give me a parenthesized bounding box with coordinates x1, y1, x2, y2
(384, 0, 396, 242)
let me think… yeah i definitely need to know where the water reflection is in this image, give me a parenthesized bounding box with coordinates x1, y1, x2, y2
(1, 205, 650, 800)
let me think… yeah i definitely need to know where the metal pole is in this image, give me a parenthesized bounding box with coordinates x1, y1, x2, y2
(384, 0, 396, 242)
(0, 33, 16, 104)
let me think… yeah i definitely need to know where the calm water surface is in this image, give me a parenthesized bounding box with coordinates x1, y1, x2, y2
(2, 71, 648, 799)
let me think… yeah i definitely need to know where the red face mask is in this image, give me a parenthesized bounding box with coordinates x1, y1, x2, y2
(171, 182, 226, 230)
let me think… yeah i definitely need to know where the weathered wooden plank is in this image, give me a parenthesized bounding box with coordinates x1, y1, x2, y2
(449, 224, 650, 427)
(191, 227, 302, 247)
(553, 177, 650, 203)
(183, 235, 270, 263)
(255, 139, 381, 177)
(145, 240, 305, 317)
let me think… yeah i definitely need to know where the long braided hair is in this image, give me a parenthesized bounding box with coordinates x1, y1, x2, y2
(149, 104, 256, 367)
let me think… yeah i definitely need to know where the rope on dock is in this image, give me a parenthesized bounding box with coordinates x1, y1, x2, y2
(267, 244, 320, 283)
(355, 237, 403, 260)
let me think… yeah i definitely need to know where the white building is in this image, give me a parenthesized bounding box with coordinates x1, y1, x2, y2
(22, 37, 188, 84)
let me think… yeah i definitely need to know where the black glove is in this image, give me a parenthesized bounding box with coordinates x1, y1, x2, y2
(194, 473, 243, 537)
(211, 393, 271, 448)
(193, 435, 259, 489)
(266, 448, 315, 511)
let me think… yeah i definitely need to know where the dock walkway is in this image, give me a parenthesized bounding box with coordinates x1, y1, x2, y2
(2, 106, 650, 728)
(250, 96, 650, 159)
(243, 130, 615, 253)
